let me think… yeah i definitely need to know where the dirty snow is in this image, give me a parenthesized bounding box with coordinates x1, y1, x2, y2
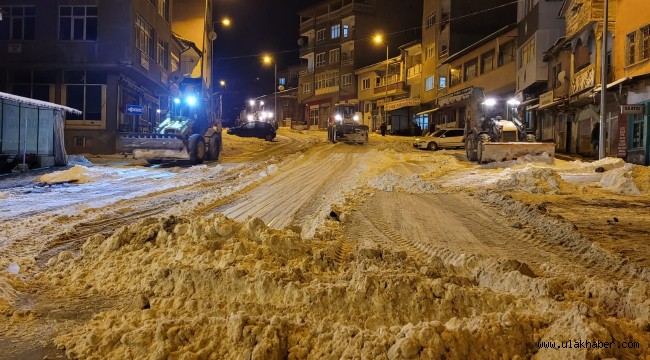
(1, 130, 649, 359)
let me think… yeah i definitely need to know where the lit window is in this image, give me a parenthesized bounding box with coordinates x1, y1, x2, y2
(0, 6, 36, 40)
(425, 76, 434, 91)
(343, 25, 349, 38)
(331, 24, 341, 39)
(279, 77, 286, 85)
(342, 73, 352, 87)
(425, 44, 435, 60)
(59, 6, 97, 41)
(439, 76, 447, 89)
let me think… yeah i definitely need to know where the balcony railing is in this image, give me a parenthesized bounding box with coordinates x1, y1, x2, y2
(374, 82, 407, 95)
(315, 85, 340, 95)
(299, 68, 314, 77)
(570, 64, 595, 95)
(407, 64, 422, 78)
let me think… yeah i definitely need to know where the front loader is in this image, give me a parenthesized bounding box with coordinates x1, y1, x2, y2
(463, 88, 555, 163)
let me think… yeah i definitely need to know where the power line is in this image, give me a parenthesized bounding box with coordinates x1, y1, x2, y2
(214, 1, 518, 61)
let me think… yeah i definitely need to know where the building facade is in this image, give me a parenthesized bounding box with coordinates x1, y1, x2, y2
(297, 0, 421, 130)
(0, 0, 214, 155)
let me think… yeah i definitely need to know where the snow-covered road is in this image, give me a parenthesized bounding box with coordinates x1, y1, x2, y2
(1, 128, 649, 359)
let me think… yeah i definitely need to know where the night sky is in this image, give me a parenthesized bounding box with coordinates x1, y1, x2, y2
(213, 0, 322, 123)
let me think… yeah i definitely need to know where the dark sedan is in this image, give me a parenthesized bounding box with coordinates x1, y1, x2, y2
(227, 121, 276, 141)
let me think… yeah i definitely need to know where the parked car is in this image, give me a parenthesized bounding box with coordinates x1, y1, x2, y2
(412, 128, 465, 150)
(227, 121, 276, 141)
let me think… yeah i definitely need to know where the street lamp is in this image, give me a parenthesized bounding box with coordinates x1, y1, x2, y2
(373, 34, 389, 131)
(263, 54, 277, 126)
(598, 0, 609, 159)
(210, 17, 231, 124)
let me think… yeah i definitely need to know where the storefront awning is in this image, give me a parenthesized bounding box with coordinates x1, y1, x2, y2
(385, 97, 421, 111)
(416, 107, 440, 116)
(592, 77, 632, 93)
(538, 99, 565, 110)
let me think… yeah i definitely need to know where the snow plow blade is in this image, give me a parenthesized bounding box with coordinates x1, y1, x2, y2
(121, 133, 189, 160)
(334, 124, 369, 144)
(480, 142, 555, 163)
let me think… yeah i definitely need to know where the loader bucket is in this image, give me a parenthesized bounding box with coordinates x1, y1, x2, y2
(479, 142, 555, 163)
(121, 134, 189, 160)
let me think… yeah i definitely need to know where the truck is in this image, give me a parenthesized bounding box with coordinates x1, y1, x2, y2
(327, 103, 369, 144)
(463, 88, 555, 163)
(121, 84, 222, 165)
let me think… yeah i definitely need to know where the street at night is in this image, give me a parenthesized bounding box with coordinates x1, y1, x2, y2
(1, 130, 649, 358)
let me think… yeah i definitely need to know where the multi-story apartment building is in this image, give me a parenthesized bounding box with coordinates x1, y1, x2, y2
(297, 0, 421, 130)
(433, 26, 519, 130)
(420, 0, 517, 130)
(539, 37, 572, 152)
(0, 0, 214, 155)
(613, 0, 650, 165)
(557, 0, 618, 157)
(516, 0, 565, 101)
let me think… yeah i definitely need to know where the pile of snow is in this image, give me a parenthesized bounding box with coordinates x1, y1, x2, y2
(479, 153, 555, 169)
(66, 155, 92, 165)
(368, 172, 438, 193)
(600, 163, 641, 195)
(566, 157, 626, 172)
(0, 192, 8, 200)
(493, 165, 571, 194)
(35, 165, 110, 184)
(44, 214, 648, 359)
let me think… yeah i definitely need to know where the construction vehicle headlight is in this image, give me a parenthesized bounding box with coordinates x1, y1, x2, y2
(246, 114, 254, 121)
(186, 96, 197, 106)
(353, 115, 359, 121)
(335, 114, 343, 121)
(173, 98, 181, 105)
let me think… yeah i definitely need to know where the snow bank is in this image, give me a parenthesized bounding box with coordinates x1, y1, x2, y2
(368, 172, 438, 193)
(46, 214, 649, 359)
(600, 163, 641, 195)
(479, 153, 555, 169)
(35, 165, 108, 184)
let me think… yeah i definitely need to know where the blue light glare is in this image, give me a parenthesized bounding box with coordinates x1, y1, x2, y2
(173, 98, 181, 104)
(186, 96, 197, 106)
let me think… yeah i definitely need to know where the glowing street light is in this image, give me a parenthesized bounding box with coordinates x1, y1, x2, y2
(373, 33, 389, 132)
(482, 98, 497, 107)
(262, 54, 277, 126)
(221, 17, 231, 27)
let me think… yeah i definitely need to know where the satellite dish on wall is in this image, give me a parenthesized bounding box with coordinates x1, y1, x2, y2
(208, 31, 217, 41)
(557, 70, 567, 85)
(169, 71, 184, 84)
(278, 85, 285, 91)
(297, 37, 304, 46)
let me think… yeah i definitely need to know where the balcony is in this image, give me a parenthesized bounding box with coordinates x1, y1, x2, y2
(315, 85, 340, 95)
(299, 45, 315, 57)
(407, 64, 422, 78)
(374, 82, 408, 95)
(300, 68, 314, 77)
(300, 2, 375, 31)
(341, 58, 354, 67)
(570, 64, 595, 95)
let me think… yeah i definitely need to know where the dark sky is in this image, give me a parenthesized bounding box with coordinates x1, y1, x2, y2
(213, 0, 321, 121)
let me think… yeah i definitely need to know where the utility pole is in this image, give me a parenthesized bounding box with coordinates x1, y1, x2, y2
(599, 0, 608, 159)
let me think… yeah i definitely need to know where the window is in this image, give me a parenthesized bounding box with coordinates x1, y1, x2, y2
(343, 25, 349, 38)
(0, 6, 36, 40)
(362, 77, 370, 90)
(450, 68, 461, 86)
(464, 59, 477, 81)
(316, 52, 326, 67)
(11, 70, 55, 101)
(316, 29, 326, 42)
(426, 12, 436, 28)
(425, 44, 435, 60)
(279, 77, 286, 85)
(73, 136, 87, 148)
(632, 114, 645, 148)
(626, 32, 636, 65)
(309, 108, 319, 126)
(59, 6, 98, 41)
(342, 73, 352, 88)
(520, 38, 535, 68)
(157, 39, 168, 69)
(64, 71, 105, 127)
(425, 76, 434, 91)
(136, 16, 155, 59)
(481, 50, 494, 73)
(331, 24, 341, 39)
(171, 53, 179, 73)
(315, 71, 338, 89)
(158, 0, 170, 21)
(439, 76, 447, 89)
(303, 82, 312, 94)
(552, 63, 562, 89)
(329, 48, 340, 63)
(498, 40, 516, 66)
(642, 26, 650, 61)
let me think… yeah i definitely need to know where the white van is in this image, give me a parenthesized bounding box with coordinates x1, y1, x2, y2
(412, 128, 465, 150)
